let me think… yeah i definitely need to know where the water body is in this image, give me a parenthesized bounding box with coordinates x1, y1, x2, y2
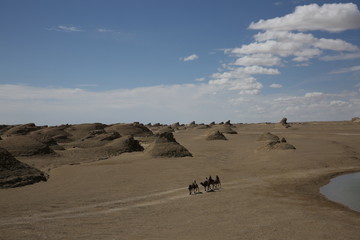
(320, 172, 360, 212)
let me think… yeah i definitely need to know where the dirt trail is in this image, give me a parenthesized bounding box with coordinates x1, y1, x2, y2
(0, 175, 275, 226)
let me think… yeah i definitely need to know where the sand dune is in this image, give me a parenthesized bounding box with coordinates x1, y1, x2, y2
(0, 121, 359, 239)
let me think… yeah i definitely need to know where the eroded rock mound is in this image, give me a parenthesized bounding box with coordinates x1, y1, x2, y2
(280, 117, 290, 128)
(213, 124, 237, 134)
(0, 135, 55, 156)
(4, 123, 42, 136)
(0, 147, 47, 188)
(0, 125, 13, 135)
(352, 117, 360, 123)
(267, 141, 296, 150)
(171, 122, 181, 129)
(195, 124, 210, 129)
(71, 131, 122, 148)
(102, 136, 144, 155)
(206, 130, 227, 141)
(146, 132, 192, 157)
(65, 123, 107, 141)
(27, 125, 71, 147)
(155, 126, 174, 134)
(257, 132, 296, 150)
(257, 132, 280, 142)
(105, 123, 153, 137)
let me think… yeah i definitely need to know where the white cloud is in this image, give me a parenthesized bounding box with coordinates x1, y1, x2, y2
(229, 40, 305, 57)
(330, 100, 347, 107)
(210, 66, 279, 95)
(232, 54, 281, 66)
(1, 84, 359, 124)
(269, 83, 283, 88)
(209, 77, 263, 95)
(254, 30, 314, 43)
(48, 25, 83, 32)
(249, 3, 360, 32)
(255, 31, 358, 51)
(304, 92, 324, 98)
(330, 65, 360, 74)
(0, 84, 220, 124)
(211, 3, 360, 105)
(230, 91, 360, 122)
(229, 31, 358, 63)
(212, 66, 280, 79)
(314, 38, 359, 51)
(180, 54, 199, 62)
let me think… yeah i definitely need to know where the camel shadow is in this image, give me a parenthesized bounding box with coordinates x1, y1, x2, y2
(206, 189, 216, 193)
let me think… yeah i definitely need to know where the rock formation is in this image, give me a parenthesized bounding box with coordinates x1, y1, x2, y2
(213, 124, 238, 134)
(105, 123, 153, 137)
(206, 130, 227, 141)
(257, 132, 296, 150)
(146, 132, 192, 157)
(280, 117, 290, 128)
(0, 135, 55, 156)
(0, 147, 47, 188)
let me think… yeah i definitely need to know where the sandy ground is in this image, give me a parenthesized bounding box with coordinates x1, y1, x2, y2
(0, 121, 360, 240)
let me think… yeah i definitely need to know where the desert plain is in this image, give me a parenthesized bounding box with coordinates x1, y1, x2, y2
(0, 120, 360, 240)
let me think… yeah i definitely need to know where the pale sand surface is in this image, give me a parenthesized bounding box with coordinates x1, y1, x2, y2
(0, 121, 360, 239)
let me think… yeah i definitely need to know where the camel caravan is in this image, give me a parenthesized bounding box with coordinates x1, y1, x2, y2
(188, 175, 221, 195)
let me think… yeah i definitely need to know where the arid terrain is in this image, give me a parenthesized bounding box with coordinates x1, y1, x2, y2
(0, 120, 360, 240)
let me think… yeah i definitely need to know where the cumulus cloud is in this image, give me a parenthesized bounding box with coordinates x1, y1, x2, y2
(249, 3, 360, 32)
(180, 54, 199, 62)
(228, 31, 358, 63)
(209, 77, 263, 95)
(255, 31, 358, 52)
(213, 66, 280, 78)
(229, 40, 304, 57)
(209, 66, 280, 95)
(314, 38, 359, 51)
(232, 54, 281, 66)
(209, 2, 360, 108)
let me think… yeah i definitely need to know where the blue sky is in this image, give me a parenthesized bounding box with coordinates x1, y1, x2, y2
(1, 0, 360, 125)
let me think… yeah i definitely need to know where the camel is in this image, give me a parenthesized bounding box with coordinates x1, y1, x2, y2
(200, 180, 210, 192)
(200, 176, 215, 191)
(188, 181, 199, 195)
(214, 175, 221, 188)
(200, 175, 221, 192)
